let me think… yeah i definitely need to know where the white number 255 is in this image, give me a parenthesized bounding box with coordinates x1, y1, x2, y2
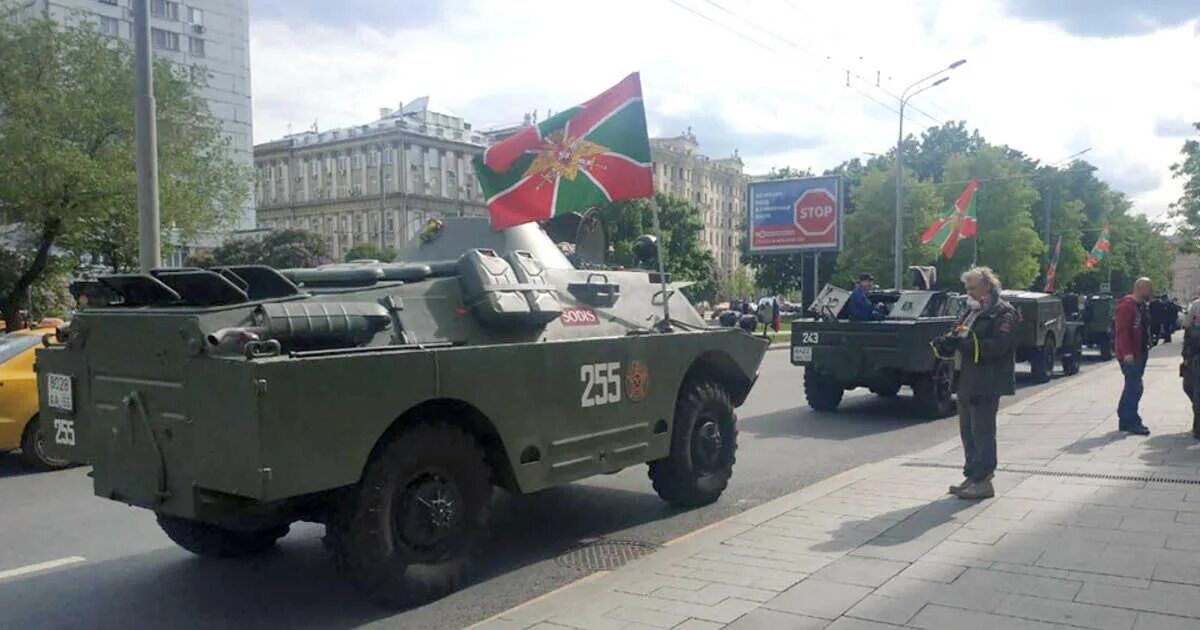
(581, 362, 622, 408)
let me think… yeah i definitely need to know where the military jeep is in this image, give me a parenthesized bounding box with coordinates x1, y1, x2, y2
(35, 217, 767, 607)
(1002, 290, 1083, 383)
(791, 283, 963, 418)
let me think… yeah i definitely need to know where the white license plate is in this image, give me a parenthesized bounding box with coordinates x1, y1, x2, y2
(47, 373, 73, 412)
(792, 346, 813, 363)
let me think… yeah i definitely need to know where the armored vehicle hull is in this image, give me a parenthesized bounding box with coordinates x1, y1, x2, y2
(1080, 294, 1114, 360)
(791, 288, 961, 418)
(1003, 291, 1083, 383)
(35, 218, 767, 606)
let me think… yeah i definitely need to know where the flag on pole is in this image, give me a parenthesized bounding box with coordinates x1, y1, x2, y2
(472, 73, 655, 230)
(1085, 224, 1111, 269)
(921, 179, 980, 259)
(1043, 235, 1062, 292)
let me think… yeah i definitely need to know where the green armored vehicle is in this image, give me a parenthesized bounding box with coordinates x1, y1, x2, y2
(791, 281, 962, 419)
(1001, 290, 1083, 383)
(34, 217, 767, 606)
(1079, 294, 1114, 360)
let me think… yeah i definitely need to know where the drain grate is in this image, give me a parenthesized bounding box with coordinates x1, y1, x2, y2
(902, 461, 1200, 485)
(556, 539, 660, 572)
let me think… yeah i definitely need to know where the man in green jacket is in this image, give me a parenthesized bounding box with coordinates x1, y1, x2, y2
(943, 266, 1017, 500)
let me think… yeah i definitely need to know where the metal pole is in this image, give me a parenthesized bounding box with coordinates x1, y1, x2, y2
(133, 0, 161, 273)
(650, 204, 672, 332)
(812, 252, 820, 299)
(893, 100, 906, 289)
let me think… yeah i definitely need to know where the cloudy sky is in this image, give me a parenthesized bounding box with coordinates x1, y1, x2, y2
(249, 0, 1199, 219)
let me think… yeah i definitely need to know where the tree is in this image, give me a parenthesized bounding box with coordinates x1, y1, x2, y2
(0, 13, 249, 329)
(1170, 122, 1200, 251)
(203, 229, 329, 269)
(595, 193, 718, 302)
(344, 243, 397, 262)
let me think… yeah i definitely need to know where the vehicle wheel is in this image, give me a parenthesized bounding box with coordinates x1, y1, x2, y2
(649, 380, 737, 508)
(157, 514, 288, 558)
(329, 423, 492, 608)
(1098, 338, 1113, 361)
(19, 415, 71, 471)
(803, 369, 843, 412)
(913, 361, 956, 419)
(1032, 336, 1056, 383)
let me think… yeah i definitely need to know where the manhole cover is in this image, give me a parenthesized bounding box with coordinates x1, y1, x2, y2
(556, 539, 660, 571)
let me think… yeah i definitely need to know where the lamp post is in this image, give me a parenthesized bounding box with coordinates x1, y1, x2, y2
(892, 59, 966, 289)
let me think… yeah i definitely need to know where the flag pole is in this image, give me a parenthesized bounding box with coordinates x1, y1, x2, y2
(650, 203, 672, 332)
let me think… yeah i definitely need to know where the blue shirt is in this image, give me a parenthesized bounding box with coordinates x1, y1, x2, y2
(847, 285, 882, 321)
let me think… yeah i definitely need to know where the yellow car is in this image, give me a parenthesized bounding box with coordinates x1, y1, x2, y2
(1, 327, 71, 470)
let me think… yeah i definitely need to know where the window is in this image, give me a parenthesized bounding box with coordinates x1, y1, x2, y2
(98, 15, 120, 37)
(383, 148, 393, 165)
(339, 156, 349, 171)
(98, 0, 120, 6)
(186, 6, 203, 25)
(152, 28, 180, 51)
(151, 0, 179, 20)
(188, 36, 204, 57)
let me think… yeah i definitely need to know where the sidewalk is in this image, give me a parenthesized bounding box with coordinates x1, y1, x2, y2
(476, 345, 1200, 630)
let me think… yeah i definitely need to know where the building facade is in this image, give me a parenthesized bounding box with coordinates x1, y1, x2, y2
(650, 131, 747, 280)
(253, 98, 487, 261)
(22, 0, 254, 229)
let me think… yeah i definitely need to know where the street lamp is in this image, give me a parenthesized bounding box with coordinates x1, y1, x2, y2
(893, 59, 966, 289)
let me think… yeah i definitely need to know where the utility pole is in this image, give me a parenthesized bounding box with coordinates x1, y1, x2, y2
(133, 0, 161, 272)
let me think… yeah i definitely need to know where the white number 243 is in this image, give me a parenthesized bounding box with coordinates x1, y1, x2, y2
(581, 362, 622, 408)
(800, 332, 820, 344)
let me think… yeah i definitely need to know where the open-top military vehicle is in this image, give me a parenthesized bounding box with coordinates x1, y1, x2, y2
(791, 269, 963, 419)
(34, 217, 767, 606)
(1001, 290, 1083, 382)
(1079, 294, 1114, 360)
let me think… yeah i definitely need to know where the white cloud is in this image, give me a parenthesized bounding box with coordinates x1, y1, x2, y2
(249, 0, 1199, 217)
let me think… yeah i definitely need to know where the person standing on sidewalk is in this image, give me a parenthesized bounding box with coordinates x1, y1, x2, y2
(1115, 278, 1154, 435)
(945, 266, 1017, 501)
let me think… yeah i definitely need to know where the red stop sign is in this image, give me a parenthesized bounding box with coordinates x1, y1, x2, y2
(793, 189, 837, 237)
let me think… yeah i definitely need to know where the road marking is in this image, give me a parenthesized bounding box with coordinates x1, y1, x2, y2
(0, 556, 86, 582)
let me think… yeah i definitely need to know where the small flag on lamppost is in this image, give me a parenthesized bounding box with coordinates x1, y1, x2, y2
(921, 179, 979, 259)
(1085, 224, 1111, 269)
(1044, 235, 1062, 292)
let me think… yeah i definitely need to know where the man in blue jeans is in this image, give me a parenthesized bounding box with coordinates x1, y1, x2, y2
(1114, 277, 1154, 435)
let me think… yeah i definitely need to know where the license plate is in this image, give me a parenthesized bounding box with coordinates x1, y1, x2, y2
(47, 374, 73, 412)
(792, 346, 813, 363)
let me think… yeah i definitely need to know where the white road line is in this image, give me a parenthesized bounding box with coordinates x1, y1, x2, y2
(0, 556, 86, 582)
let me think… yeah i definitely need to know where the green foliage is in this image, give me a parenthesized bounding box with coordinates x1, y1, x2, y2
(0, 11, 249, 328)
(833, 166, 941, 287)
(203, 229, 330, 269)
(595, 193, 718, 302)
(0, 245, 73, 321)
(1170, 123, 1200, 251)
(344, 243, 398, 263)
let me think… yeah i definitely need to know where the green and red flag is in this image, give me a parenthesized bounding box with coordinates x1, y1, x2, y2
(921, 179, 979, 259)
(1085, 224, 1111, 269)
(472, 73, 654, 230)
(1044, 235, 1062, 292)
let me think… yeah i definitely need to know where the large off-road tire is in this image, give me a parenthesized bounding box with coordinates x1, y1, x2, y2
(157, 514, 289, 558)
(649, 380, 737, 508)
(329, 423, 492, 608)
(913, 361, 956, 419)
(869, 381, 902, 398)
(19, 415, 71, 471)
(1031, 336, 1056, 384)
(1098, 337, 1113, 361)
(1061, 348, 1081, 376)
(804, 369, 843, 412)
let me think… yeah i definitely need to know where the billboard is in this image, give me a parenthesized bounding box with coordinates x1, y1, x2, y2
(747, 175, 844, 255)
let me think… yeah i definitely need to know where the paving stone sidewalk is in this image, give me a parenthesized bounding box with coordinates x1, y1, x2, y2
(474, 345, 1200, 630)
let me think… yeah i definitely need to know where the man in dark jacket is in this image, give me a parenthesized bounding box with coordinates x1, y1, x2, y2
(1115, 278, 1154, 434)
(847, 273, 883, 321)
(940, 266, 1017, 501)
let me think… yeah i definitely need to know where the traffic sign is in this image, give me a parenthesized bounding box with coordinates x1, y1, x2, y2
(794, 189, 837, 237)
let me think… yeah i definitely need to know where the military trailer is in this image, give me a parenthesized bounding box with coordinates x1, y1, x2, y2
(1079, 294, 1114, 360)
(1001, 290, 1083, 383)
(791, 284, 962, 418)
(34, 218, 767, 606)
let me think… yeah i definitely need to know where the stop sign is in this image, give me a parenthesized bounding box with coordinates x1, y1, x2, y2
(793, 189, 837, 237)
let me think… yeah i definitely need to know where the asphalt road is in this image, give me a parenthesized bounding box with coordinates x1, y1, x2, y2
(0, 347, 1118, 630)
